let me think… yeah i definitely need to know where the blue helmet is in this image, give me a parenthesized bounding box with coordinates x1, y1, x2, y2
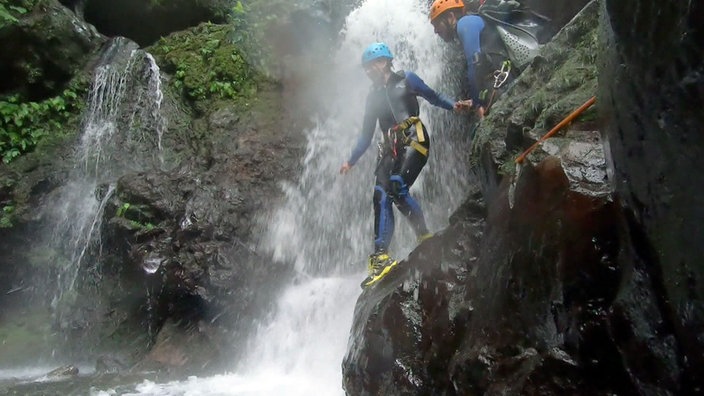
(361, 42, 393, 66)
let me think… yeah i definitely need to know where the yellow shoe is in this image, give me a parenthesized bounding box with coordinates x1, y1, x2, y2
(362, 252, 398, 288)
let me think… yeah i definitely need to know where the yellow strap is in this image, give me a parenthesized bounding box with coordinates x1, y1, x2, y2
(414, 119, 425, 143)
(409, 140, 428, 156)
(395, 116, 418, 130)
(393, 116, 427, 156)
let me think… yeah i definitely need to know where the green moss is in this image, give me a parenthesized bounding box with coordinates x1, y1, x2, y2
(149, 23, 261, 102)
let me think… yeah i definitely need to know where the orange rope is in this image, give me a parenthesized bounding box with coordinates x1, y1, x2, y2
(515, 96, 596, 164)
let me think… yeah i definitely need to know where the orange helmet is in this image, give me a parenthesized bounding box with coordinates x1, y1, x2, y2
(429, 0, 465, 23)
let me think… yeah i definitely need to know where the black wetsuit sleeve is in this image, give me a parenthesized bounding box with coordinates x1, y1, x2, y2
(404, 71, 454, 110)
(348, 95, 377, 166)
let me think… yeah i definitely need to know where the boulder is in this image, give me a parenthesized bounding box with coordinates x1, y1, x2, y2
(0, 0, 103, 99)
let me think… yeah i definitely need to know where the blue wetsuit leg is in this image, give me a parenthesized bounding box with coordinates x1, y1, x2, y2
(373, 154, 395, 252)
(390, 143, 430, 237)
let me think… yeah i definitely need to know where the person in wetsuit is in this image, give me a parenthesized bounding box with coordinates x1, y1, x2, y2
(430, 0, 550, 118)
(339, 42, 469, 287)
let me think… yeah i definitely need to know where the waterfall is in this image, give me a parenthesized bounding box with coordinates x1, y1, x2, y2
(113, 0, 472, 394)
(48, 37, 168, 322)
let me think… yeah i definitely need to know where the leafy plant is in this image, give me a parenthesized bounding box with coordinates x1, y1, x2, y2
(0, 204, 14, 228)
(116, 202, 131, 217)
(0, 88, 83, 163)
(0, 0, 33, 28)
(0, 4, 18, 27)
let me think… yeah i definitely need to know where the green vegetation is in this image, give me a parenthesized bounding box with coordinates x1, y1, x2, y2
(115, 202, 156, 231)
(0, 0, 37, 27)
(0, 2, 25, 27)
(0, 87, 84, 163)
(0, 203, 14, 228)
(150, 23, 260, 102)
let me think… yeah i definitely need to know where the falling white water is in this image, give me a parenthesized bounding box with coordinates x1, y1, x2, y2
(49, 37, 168, 315)
(109, 0, 473, 394)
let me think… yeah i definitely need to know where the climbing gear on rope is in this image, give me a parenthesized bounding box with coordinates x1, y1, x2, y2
(515, 96, 597, 164)
(493, 60, 511, 89)
(477, 60, 512, 115)
(384, 116, 428, 158)
(429, 0, 465, 23)
(363, 252, 398, 287)
(361, 42, 393, 66)
(482, 60, 512, 115)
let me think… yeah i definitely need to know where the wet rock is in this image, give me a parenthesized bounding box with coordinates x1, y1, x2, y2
(76, 0, 231, 47)
(600, 0, 704, 392)
(343, 190, 485, 395)
(449, 155, 631, 395)
(95, 354, 129, 374)
(0, 0, 104, 99)
(131, 318, 226, 374)
(523, 0, 592, 38)
(45, 364, 79, 378)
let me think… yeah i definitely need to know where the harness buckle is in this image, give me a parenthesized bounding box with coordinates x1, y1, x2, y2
(383, 117, 428, 158)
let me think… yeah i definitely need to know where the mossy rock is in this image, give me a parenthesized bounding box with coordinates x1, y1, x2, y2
(149, 23, 261, 105)
(0, 0, 103, 100)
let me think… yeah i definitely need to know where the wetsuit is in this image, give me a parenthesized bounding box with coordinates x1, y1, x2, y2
(456, 14, 511, 107)
(348, 70, 454, 253)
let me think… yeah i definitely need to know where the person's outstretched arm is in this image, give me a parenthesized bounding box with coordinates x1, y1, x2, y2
(341, 96, 378, 174)
(404, 71, 454, 110)
(456, 14, 485, 105)
(405, 71, 472, 113)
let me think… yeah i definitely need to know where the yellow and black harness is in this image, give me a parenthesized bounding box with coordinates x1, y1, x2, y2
(382, 116, 428, 158)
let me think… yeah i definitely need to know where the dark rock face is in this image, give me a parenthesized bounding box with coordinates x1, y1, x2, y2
(523, 0, 592, 37)
(55, 80, 305, 372)
(449, 156, 629, 395)
(600, 0, 704, 392)
(0, 0, 104, 99)
(68, 0, 230, 47)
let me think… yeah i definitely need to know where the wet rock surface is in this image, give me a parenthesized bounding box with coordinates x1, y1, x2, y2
(62, 82, 305, 372)
(343, 190, 485, 395)
(0, 0, 104, 100)
(600, 0, 704, 392)
(59, 0, 231, 47)
(0, 5, 305, 377)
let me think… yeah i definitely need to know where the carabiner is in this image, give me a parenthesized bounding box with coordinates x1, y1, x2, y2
(493, 61, 511, 89)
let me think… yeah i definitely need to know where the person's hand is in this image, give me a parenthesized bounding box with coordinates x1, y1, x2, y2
(339, 161, 352, 175)
(476, 106, 485, 120)
(453, 99, 473, 113)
